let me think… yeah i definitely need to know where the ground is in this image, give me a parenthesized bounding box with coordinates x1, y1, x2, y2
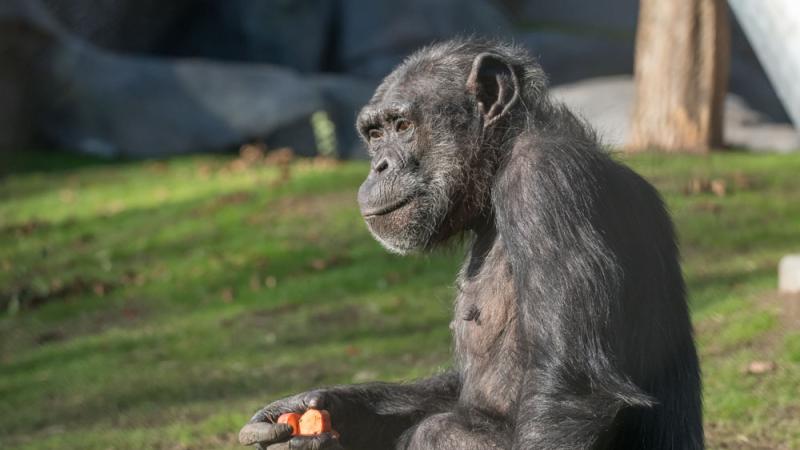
(1, 150, 799, 450)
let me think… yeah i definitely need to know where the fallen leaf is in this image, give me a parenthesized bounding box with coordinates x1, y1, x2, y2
(249, 275, 261, 291)
(93, 282, 108, 296)
(239, 141, 267, 164)
(710, 179, 727, 197)
(685, 178, 710, 195)
(744, 360, 776, 375)
(221, 288, 235, 303)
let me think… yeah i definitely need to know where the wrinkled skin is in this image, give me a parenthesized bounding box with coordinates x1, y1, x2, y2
(243, 38, 703, 450)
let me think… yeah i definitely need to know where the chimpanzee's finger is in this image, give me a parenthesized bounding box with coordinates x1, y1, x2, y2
(239, 422, 294, 446)
(249, 406, 275, 424)
(250, 403, 298, 424)
(263, 443, 291, 450)
(302, 390, 328, 410)
(287, 433, 344, 450)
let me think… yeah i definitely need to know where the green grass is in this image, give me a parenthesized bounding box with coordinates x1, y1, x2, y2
(1, 150, 799, 449)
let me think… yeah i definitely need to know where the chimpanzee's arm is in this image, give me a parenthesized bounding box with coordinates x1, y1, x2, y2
(325, 371, 460, 449)
(248, 371, 460, 450)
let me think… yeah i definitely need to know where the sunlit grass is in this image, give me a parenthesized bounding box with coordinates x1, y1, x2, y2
(1, 150, 799, 449)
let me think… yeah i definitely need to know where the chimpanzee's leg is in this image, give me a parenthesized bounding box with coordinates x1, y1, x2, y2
(397, 411, 510, 450)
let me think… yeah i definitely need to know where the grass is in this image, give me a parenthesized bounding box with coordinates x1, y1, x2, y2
(1, 150, 799, 449)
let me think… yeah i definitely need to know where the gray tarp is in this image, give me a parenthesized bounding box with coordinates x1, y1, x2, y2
(729, 0, 800, 129)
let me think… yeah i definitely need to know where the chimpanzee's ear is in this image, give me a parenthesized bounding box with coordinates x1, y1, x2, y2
(466, 52, 520, 128)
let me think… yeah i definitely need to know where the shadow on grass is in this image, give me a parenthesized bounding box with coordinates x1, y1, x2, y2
(0, 150, 240, 177)
(0, 177, 459, 438)
(687, 266, 775, 313)
(0, 150, 123, 176)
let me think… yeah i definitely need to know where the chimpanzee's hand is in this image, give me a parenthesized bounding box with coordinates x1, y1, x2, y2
(240, 390, 346, 450)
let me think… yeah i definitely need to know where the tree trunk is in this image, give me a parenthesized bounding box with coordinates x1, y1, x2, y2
(627, 0, 731, 153)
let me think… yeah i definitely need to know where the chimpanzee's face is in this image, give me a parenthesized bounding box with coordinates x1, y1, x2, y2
(356, 74, 481, 254)
(356, 48, 522, 254)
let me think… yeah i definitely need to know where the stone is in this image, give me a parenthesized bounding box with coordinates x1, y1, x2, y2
(4, 0, 797, 158)
(514, 0, 790, 122)
(517, 32, 634, 85)
(779, 254, 800, 294)
(550, 76, 633, 148)
(338, 0, 510, 78)
(40, 0, 192, 54)
(309, 75, 377, 159)
(260, 76, 376, 158)
(0, 0, 61, 151)
(38, 40, 327, 158)
(159, 0, 334, 72)
(550, 75, 799, 152)
(38, 0, 335, 73)
(519, 0, 640, 31)
(2, 0, 373, 158)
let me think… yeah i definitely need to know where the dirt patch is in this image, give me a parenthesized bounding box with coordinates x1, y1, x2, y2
(1, 276, 116, 312)
(221, 302, 299, 329)
(248, 190, 355, 226)
(706, 420, 790, 450)
(770, 291, 800, 330)
(697, 316, 776, 360)
(192, 190, 255, 216)
(700, 291, 800, 449)
(1, 219, 50, 237)
(310, 304, 363, 324)
(20, 298, 149, 353)
(691, 201, 723, 215)
(697, 290, 800, 360)
(308, 253, 351, 272)
(273, 191, 354, 217)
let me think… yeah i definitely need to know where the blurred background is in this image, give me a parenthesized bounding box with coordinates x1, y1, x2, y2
(1, 1, 798, 449)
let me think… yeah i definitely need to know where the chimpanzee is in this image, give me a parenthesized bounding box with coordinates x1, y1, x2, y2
(240, 38, 703, 450)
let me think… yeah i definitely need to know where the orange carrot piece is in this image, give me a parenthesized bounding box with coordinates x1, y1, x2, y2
(277, 412, 302, 436)
(298, 408, 332, 435)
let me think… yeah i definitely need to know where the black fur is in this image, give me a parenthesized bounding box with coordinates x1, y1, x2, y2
(245, 38, 703, 450)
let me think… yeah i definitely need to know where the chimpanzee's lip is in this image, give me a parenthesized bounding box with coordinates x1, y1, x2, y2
(361, 196, 414, 218)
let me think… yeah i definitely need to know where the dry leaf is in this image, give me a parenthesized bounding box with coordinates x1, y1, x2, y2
(710, 179, 727, 197)
(744, 360, 776, 374)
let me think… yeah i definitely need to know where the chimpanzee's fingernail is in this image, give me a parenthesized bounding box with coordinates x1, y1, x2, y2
(304, 391, 325, 408)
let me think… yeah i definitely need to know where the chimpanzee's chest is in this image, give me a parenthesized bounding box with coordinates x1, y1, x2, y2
(451, 242, 524, 417)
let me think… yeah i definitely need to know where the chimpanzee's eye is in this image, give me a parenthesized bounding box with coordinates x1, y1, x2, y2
(395, 119, 413, 133)
(368, 128, 384, 141)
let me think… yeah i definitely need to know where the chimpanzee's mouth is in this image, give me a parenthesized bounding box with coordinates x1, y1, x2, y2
(361, 196, 414, 218)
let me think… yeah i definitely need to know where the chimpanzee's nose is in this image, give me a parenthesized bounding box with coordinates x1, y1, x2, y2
(372, 157, 390, 174)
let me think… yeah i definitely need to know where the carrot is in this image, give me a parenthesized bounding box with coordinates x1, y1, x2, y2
(277, 412, 302, 436)
(298, 408, 332, 435)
